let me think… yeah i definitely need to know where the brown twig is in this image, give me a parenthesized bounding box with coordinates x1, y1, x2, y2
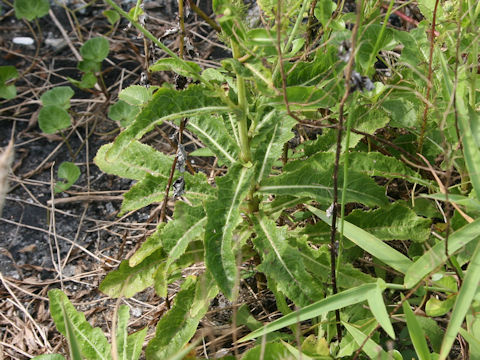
(186, 0, 221, 32)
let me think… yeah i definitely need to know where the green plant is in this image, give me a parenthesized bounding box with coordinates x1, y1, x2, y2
(38, 86, 74, 134)
(13, 0, 49, 21)
(55, 162, 81, 193)
(0, 66, 18, 100)
(40, 0, 480, 359)
(69, 37, 110, 93)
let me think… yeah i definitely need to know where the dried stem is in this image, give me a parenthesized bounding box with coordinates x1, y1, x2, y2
(418, 0, 440, 152)
(328, 0, 363, 342)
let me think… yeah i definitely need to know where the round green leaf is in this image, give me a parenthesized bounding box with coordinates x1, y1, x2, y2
(38, 105, 71, 134)
(0, 66, 18, 100)
(14, 0, 49, 21)
(55, 162, 81, 193)
(79, 72, 97, 89)
(103, 9, 120, 25)
(80, 37, 109, 62)
(108, 100, 139, 127)
(40, 86, 74, 109)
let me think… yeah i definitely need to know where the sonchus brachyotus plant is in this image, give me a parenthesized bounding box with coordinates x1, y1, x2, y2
(39, 0, 480, 358)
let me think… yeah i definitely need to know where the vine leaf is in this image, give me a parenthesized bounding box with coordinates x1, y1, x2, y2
(48, 289, 111, 360)
(145, 274, 218, 360)
(253, 215, 323, 306)
(204, 164, 254, 299)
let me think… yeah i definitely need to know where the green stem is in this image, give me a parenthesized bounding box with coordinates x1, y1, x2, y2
(272, 0, 310, 80)
(232, 41, 251, 164)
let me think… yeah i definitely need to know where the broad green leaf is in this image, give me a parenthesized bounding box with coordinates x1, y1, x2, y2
(94, 141, 172, 181)
(416, 316, 443, 353)
(347, 151, 431, 187)
(205, 164, 254, 299)
(80, 37, 109, 62)
(99, 249, 165, 298)
(108, 100, 140, 127)
(259, 165, 388, 208)
(187, 115, 240, 165)
(343, 322, 390, 360)
(456, 72, 480, 198)
(402, 297, 431, 360)
(251, 110, 296, 183)
(145, 273, 218, 360)
(246, 28, 277, 47)
(0, 65, 18, 99)
(32, 355, 66, 360)
(239, 282, 377, 342)
(119, 171, 212, 215)
(48, 290, 110, 360)
(38, 105, 71, 134)
(116, 305, 130, 360)
(14, 0, 49, 20)
(344, 202, 431, 242)
(367, 282, 395, 339)
(107, 85, 228, 161)
(149, 58, 202, 78)
(253, 215, 324, 306)
(300, 335, 330, 357)
(425, 295, 456, 317)
(119, 85, 152, 106)
(306, 205, 412, 274)
(55, 162, 81, 193)
(116, 305, 146, 360)
(404, 218, 480, 288)
(241, 342, 291, 360)
(417, 0, 444, 23)
(293, 236, 375, 288)
(382, 98, 418, 128)
(440, 240, 480, 360)
(41, 86, 74, 110)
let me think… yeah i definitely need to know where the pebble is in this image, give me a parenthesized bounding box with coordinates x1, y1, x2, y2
(12, 37, 35, 46)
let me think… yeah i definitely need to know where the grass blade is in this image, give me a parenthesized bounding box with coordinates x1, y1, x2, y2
(306, 205, 412, 274)
(439, 239, 480, 360)
(239, 282, 377, 342)
(402, 296, 431, 360)
(343, 322, 390, 359)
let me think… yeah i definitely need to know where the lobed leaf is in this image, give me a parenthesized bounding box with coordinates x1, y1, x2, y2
(94, 141, 172, 181)
(48, 290, 110, 360)
(145, 274, 218, 360)
(38, 105, 71, 134)
(404, 218, 480, 288)
(205, 164, 254, 299)
(253, 215, 324, 306)
(14, 0, 49, 20)
(107, 85, 228, 161)
(259, 165, 388, 208)
(80, 37, 109, 62)
(99, 249, 165, 298)
(306, 205, 412, 274)
(187, 115, 240, 165)
(251, 110, 296, 183)
(149, 58, 202, 78)
(40, 86, 74, 110)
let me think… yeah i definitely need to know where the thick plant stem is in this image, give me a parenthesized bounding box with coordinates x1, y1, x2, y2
(231, 41, 251, 164)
